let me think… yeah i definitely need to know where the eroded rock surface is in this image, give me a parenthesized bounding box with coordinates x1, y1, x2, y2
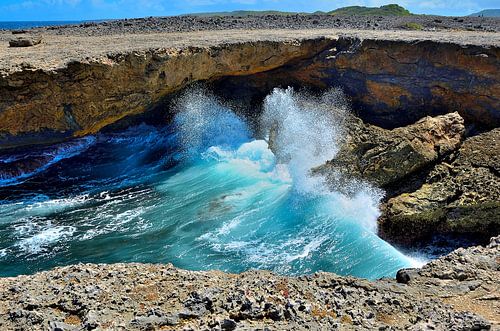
(0, 237, 498, 330)
(379, 128, 500, 246)
(1, 29, 499, 149)
(0, 37, 334, 149)
(218, 35, 499, 130)
(318, 112, 465, 188)
(8, 36, 42, 47)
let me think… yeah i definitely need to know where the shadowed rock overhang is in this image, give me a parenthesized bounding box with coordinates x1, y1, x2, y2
(0, 29, 498, 149)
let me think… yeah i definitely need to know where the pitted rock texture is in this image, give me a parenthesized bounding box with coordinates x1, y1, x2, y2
(0, 36, 333, 149)
(0, 237, 498, 330)
(312, 38, 500, 129)
(0, 29, 499, 149)
(232, 36, 500, 129)
(318, 112, 465, 188)
(379, 128, 500, 246)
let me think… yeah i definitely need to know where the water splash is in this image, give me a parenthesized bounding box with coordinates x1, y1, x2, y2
(261, 87, 383, 232)
(174, 87, 251, 158)
(0, 86, 422, 278)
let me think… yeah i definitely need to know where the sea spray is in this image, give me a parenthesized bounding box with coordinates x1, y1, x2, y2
(173, 87, 251, 158)
(0, 86, 420, 278)
(260, 87, 383, 232)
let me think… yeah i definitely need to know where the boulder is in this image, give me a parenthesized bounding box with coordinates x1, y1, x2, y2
(318, 112, 465, 188)
(11, 30, 28, 35)
(9, 36, 42, 47)
(379, 128, 500, 246)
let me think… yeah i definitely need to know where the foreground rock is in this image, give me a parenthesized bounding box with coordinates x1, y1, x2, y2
(380, 128, 500, 246)
(8, 36, 42, 47)
(319, 112, 465, 188)
(0, 237, 498, 330)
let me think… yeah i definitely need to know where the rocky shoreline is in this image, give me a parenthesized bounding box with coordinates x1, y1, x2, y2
(3, 14, 499, 36)
(0, 28, 499, 245)
(0, 20, 499, 330)
(0, 236, 498, 330)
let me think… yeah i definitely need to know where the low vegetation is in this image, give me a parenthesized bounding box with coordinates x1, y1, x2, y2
(403, 22, 423, 30)
(188, 4, 413, 17)
(328, 4, 412, 16)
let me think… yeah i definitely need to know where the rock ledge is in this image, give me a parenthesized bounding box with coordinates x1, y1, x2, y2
(0, 237, 498, 330)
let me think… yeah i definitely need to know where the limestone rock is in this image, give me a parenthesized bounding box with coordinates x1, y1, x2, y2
(379, 128, 500, 245)
(9, 36, 42, 47)
(0, 238, 498, 330)
(224, 36, 500, 130)
(0, 38, 333, 149)
(319, 112, 465, 188)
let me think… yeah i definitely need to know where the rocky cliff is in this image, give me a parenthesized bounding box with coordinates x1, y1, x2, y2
(0, 236, 498, 330)
(297, 38, 500, 128)
(0, 30, 499, 149)
(214, 34, 499, 129)
(0, 37, 332, 149)
(379, 128, 500, 246)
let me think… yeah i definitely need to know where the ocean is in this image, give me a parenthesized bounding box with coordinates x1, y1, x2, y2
(0, 20, 87, 30)
(0, 87, 424, 278)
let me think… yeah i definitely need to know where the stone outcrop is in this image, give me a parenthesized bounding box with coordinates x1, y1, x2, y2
(314, 112, 498, 246)
(224, 34, 500, 133)
(1, 30, 499, 149)
(318, 112, 465, 188)
(9, 36, 42, 47)
(218, 36, 499, 130)
(379, 128, 500, 246)
(0, 236, 498, 330)
(0, 38, 333, 149)
(289, 37, 500, 129)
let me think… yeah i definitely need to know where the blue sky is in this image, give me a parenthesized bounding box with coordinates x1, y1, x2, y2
(0, 0, 497, 21)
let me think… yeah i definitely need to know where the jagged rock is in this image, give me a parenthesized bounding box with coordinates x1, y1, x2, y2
(318, 112, 465, 188)
(0, 238, 498, 330)
(0, 36, 333, 149)
(1, 31, 499, 149)
(9, 36, 42, 47)
(379, 128, 500, 246)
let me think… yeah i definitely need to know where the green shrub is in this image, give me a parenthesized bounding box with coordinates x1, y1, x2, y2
(329, 4, 412, 16)
(404, 22, 423, 30)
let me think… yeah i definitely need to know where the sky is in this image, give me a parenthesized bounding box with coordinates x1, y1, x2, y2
(0, 0, 497, 21)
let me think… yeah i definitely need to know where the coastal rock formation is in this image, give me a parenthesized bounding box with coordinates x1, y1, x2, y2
(292, 37, 500, 129)
(1, 29, 499, 149)
(315, 112, 498, 246)
(0, 37, 333, 149)
(318, 112, 465, 188)
(217, 35, 499, 129)
(9, 36, 42, 47)
(0, 236, 498, 330)
(379, 128, 500, 246)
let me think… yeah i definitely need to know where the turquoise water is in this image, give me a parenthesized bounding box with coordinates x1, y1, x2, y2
(0, 88, 421, 278)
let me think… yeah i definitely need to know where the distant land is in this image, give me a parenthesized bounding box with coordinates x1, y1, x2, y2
(1, 5, 499, 30)
(187, 4, 412, 17)
(329, 4, 411, 16)
(469, 9, 500, 17)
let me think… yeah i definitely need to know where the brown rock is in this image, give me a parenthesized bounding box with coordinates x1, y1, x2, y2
(318, 112, 465, 188)
(9, 36, 42, 47)
(11, 30, 28, 35)
(379, 128, 500, 246)
(0, 38, 333, 149)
